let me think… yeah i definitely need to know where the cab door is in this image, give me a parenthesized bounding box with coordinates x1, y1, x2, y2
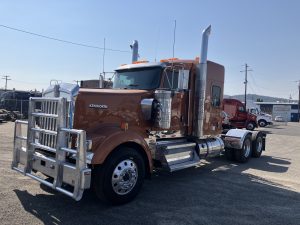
(161, 69, 189, 135)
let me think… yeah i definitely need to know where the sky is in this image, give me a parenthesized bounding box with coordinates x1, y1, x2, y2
(0, 0, 300, 99)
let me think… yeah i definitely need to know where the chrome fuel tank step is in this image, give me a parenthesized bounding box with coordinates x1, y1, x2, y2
(153, 140, 200, 172)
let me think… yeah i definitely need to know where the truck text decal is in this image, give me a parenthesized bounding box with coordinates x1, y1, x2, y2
(89, 104, 108, 109)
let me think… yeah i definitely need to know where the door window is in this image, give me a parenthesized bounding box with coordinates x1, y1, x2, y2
(212, 85, 221, 107)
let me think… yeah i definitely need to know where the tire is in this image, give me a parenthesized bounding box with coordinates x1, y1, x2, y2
(252, 132, 264, 158)
(234, 134, 252, 163)
(258, 119, 267, 127)
(225, 148, 235, 161)
(93, 147, 145, 205)
(246, 122, 255, 131)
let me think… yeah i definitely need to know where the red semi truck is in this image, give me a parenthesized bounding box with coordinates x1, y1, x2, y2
(223, 98, 257, 130)
(11, 26, 266, 204)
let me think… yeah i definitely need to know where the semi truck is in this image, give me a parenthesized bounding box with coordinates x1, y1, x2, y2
(11, 26, 266, 205)
(223, 98, 258, 130)
(248, 107, 273, 127)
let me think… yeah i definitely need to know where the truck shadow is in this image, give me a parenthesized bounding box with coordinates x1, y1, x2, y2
(13, 155, 299, 225)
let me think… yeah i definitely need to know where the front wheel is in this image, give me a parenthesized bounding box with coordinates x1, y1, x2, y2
(93, 147, 145, 205)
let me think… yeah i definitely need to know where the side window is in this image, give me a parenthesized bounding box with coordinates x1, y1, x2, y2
(238, 106, 245, 112)
(212, 85, 221, 107)
(162, 71, 179, 89)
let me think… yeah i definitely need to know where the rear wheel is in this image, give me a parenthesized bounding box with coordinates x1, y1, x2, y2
(93, 147, 145, 205)
(234, 134, 252, 163)
(252, 132, 264, 158)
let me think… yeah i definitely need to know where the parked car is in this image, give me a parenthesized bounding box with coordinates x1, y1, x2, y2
(274, 116, 284, 122)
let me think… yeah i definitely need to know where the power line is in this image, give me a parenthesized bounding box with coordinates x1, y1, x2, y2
(247, 72, 258, 95)
(248, 72, 260, 89)
(2, 75, 11, 91)
(248, 82, 257, 95)
(0, 24, 130, 53)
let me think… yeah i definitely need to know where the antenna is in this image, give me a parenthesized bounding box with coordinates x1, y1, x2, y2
(171, 20, 177, 88)
(102, 38, 106, 79)
(154, 28, 160, 62)
(172, 20, 176, 59)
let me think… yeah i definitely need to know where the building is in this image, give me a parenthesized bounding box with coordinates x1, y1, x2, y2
(256, 102, 299, 122)
(0, 89, 42, 118)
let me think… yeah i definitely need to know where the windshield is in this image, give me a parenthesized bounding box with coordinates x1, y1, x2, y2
(113, 67, 162, 90)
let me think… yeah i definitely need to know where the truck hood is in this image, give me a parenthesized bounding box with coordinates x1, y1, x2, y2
(73, 88, 153, 135)
(261, 112, 272, 117)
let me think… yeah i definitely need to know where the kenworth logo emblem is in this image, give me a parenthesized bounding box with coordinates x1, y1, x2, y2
(89, 104, 108, 109)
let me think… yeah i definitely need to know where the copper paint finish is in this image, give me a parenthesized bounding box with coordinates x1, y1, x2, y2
(73, 60, 225, 171)
(203, 61, 225, 136)
(73, 89, 153, 166)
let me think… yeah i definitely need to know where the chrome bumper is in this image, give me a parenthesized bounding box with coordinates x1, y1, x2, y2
(11, 97, 92, 201)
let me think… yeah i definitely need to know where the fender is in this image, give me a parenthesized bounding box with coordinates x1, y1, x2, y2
(223, 129, 252, 149)
(91, 126, 152, 171)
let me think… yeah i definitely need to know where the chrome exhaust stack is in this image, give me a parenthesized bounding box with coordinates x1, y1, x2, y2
(99, 74, 104, 88)
(193, 25, 211, 138)
(130, 40, 139, 63)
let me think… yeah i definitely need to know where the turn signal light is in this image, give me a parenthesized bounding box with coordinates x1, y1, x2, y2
(160, 58, 179, 62)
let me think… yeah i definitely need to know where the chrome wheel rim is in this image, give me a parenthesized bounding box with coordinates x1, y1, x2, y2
(256, 137, 263, 153)
(112, 159, 138, 195)
(244, 139, 251, 157)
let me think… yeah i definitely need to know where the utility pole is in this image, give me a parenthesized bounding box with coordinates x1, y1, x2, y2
(2, 75, 11, 91)
(297, 80, 300, 122)
(240, 64, 252, 108)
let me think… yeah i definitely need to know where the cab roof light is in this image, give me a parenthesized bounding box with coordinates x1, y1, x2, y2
(160, 58, 179, 63)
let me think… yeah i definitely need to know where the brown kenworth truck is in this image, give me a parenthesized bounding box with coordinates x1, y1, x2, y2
(12, 26, 266, 205)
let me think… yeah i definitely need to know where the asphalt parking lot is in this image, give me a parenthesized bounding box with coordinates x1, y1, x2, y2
(0, 121, 300, 225)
